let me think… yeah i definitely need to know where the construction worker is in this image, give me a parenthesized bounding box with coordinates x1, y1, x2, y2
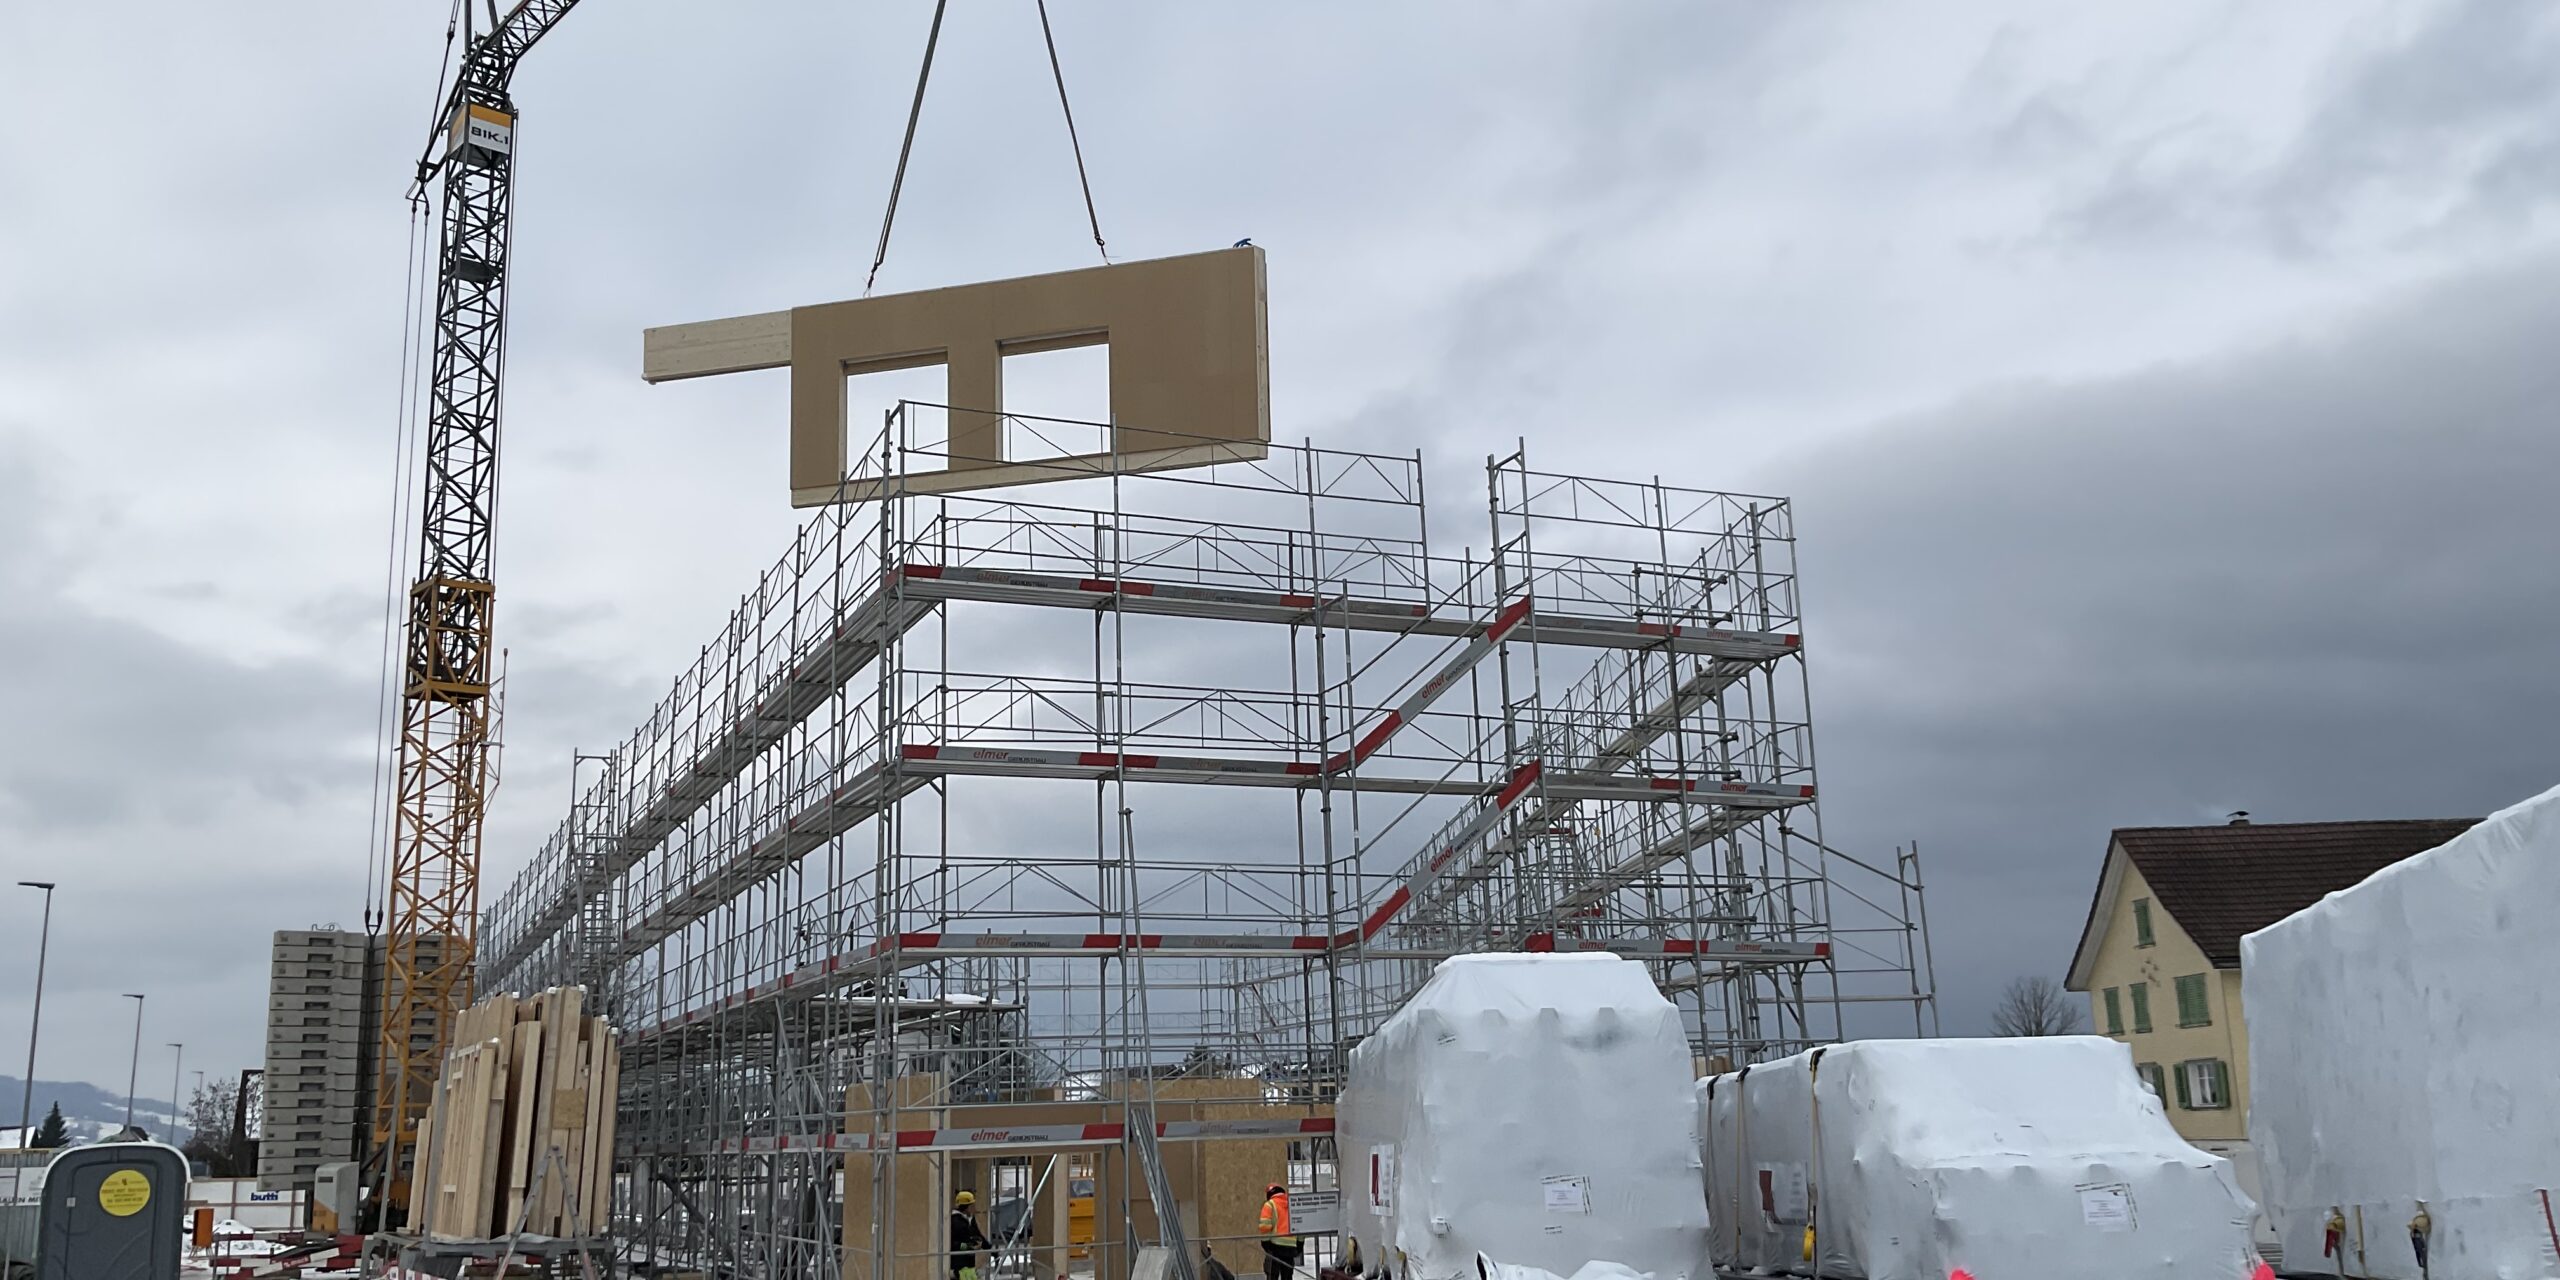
(951, 1190, 991, 1280)
(1257, 1182, 1300, 1280)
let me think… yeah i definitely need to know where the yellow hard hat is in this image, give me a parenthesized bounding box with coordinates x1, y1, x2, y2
(955, 1191, 976, 1207)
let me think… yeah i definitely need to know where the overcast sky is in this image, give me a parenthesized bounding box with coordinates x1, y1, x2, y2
(2, 0, 2554, 1096)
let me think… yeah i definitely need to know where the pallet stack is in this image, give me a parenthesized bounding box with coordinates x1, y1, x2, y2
(404, 987, 620, 1241)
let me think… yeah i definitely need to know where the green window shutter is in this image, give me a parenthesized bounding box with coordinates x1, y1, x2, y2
(2130, 983, 2152, 1033)
(2104, 987, 2123, 1034)
(2172, 1061, 2192, 1109)
(2210, 1059, 2232, 1109)
(2134, 898, 2155, 947)
(2176, 974, 2211, 1027)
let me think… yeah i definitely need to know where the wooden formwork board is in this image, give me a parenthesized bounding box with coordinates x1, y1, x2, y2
(408, 985, 619, 1241)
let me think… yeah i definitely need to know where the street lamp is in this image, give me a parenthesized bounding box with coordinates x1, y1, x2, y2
(16, 881, 53, 1142)
(166, 1043, 183, 1145)
(121, 994, 144, 1131)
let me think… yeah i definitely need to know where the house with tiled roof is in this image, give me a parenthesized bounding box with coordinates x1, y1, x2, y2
(2064, 812, 2476, 1221)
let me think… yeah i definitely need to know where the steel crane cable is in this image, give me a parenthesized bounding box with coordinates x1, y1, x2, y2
(1035, 0, 1110, 263)
(865, 0, 950, 297)
(373, 0, 465, 928)
(408, 0, 469, 199)
(367, 192, 438, 932)
(866, 1, 1115, 293)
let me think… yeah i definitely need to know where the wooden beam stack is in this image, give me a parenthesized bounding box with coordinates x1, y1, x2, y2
(405, 987, 620, 1241)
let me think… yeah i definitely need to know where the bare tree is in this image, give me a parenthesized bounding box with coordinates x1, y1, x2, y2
(1990, 975, 2088, 1037)
(181, 1078, 257, 1177)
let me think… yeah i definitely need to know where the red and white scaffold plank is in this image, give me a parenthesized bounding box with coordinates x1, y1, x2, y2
(1353, 761, 1545, 942)
(483, 592, 937, 982)
(894, 743, 1815, 806)
(1324, 597, 1530, 773)
(623, 927, 1826, 1047)
(623, 586, 933, 861)
(898, 743, 1321, 787)
(901, 563, 1430, 626)
(1531, 611, 1801, 659)
(1348, 766, 1814, 941)
(895, 564, 1800, 660)
(615, 763, 930, 960)
(1516, 934, 1829, 961)
(638, 1115, 1339, 1158)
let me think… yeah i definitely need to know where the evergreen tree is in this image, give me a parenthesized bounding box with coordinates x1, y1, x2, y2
(31, 1102, 68, 1149)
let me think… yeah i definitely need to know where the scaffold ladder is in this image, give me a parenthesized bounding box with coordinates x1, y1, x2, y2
(1125, 1095, 1198, 1280)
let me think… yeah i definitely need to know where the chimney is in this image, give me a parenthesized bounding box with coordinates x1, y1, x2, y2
(2227, 810, 2252, 826)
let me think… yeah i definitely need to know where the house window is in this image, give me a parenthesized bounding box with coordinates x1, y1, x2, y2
(2176, 1059, 2231, 1110)
(2137, 1062, 2166, 1098)
(2134, 898, 2155, 947)
(2130, 982, 2153, 1033)
(2103, 987, 2123, 1035)
(2176, 974, 2211, 1027)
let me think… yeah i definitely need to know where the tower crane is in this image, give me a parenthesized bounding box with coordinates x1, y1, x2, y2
(367, 0, 1098, 1220)
(375, 0, 581, 1209)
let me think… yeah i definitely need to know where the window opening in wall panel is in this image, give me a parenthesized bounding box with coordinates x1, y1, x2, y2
(847, 363, 951, 477)
(999, 337, 1112, 464)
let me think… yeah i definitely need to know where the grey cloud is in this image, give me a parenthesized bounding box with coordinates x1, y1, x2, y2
(2044, 0, 2560, 252)
(0, 442, 373, 831)
(2271, 0, 2560, 227)
(0, 438, 385, 1084)
(1773, 250, 2560, 1034)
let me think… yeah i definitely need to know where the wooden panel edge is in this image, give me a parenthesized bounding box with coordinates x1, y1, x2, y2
(798, 441, 1272, 507)
(643, 310, 792, 383)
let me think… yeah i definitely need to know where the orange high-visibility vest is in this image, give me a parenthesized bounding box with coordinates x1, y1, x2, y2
(1259, 1190, 1295, 1245)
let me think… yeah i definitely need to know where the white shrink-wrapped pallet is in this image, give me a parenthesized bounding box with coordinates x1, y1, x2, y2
(1338, 954, 1709, 1280)
(1698, 1038, 2260, 1279)
(2244, 784, 2560, 1280)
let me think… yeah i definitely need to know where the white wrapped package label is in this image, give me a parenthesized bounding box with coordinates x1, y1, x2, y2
(1698, 1037, 2260, 1280)
(1338, 954, 1709, 1280)
(1542, 1177, 1592, 1214)
(2244, 783, 2560, 1280)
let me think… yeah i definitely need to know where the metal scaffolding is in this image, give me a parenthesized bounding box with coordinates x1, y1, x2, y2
(475, 405, 1936, 1277)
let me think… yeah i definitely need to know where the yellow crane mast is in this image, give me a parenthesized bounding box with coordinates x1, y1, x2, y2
(375, 0, 582, 1211)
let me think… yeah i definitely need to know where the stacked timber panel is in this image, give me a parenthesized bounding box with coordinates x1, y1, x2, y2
(258, 929, 453, 1191)
(406, 987, 620, 1241)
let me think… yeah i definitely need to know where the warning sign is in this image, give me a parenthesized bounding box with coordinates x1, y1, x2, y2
(1291, 1189, 1341, 1236)
(97, 1168, 151, 1217)
(2077, 1181, 2133, 1232)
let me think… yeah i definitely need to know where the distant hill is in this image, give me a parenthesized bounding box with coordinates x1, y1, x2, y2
(0, 1075, 180, 1146)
